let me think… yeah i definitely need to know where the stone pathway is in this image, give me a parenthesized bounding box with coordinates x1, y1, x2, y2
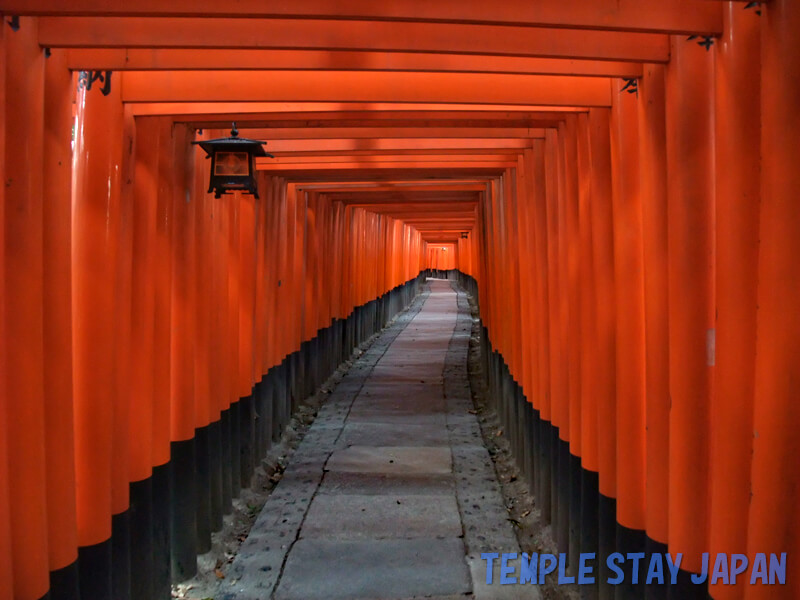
(220, 280, 538, 600)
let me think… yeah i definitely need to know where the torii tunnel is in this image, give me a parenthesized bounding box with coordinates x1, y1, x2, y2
(0, 1, 798, 599)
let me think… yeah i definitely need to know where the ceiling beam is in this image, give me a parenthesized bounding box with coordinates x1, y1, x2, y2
(239, 127, 547, 140)
(39, 17, 670, 63)
(11, 0, 722, 35)
(64, 49, 643, 78)
(121, 71, 612, 107)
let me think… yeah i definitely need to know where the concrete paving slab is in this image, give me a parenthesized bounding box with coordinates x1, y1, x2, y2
(301, 494, 462, 540)
(338, 421, 449, 447)
(345, 412, 448, 428)
(274, 538, 472, 600)
(325, 446, 452, 475)
(318, 470, 456, 496)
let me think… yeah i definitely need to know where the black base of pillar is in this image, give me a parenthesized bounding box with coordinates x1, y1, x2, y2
(151, 462, 172, 600)
(129, 477, 154, 600)
(208, 418, 224, 531)
(169, 438, 197, 583)
(49, 559, 80, 600)
(195, 425, 212, 554)
(615, 522, 647, 600)
(111, 510, 131, 600)
(78, 538, 112, 600)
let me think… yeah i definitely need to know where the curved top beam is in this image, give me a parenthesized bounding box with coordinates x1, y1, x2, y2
(8, 0, 721, 35)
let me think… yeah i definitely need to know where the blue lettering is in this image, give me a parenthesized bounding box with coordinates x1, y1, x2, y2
(710, 553, 728, 585)
(769, 553, 786, 585)
(558, 553, 575, 584)
(646, 553, 664, 585)
(607, 552, 624, 585)
(578, 553, 596, 585)
(666, 553, 682, 584)
(730, 554, 748, 585)
(539, 554, 557, 584)
(628, 552, 645, 585)
(751, 553, 768, 584)
(500, 553, 517, 585)
(691, 553, 709, 584)
(481, 553, 499, 584)
(520, 553, 538, 584)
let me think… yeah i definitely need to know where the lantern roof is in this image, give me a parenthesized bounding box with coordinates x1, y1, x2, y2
(192, 123, 272, 158)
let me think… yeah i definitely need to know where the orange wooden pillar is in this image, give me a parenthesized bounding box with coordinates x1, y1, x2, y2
(610, 79, 648, 597)
(746, 0, 800, 597)
(710, 5, 761, 600)
(0, 21, 13, 599)
(168, 123, 197, 583)
(3, 16, 50, 600)
(110, 103, 135, 600)
(212, 186, 232, 519)
(150, 116, 175, 600)
(543, 129, 562, 527)
(72, 62, 125, 600)
(587, 107, 616, 600)
(226, 187, 242, 495)
(665, 34, 715, 595)
(573, 113, 597, 579)
(637, 63, 671, 571)
(238, 192, 257, 489)
(530, 139, 552, 524)
(128, 115, 160, 600)
(41, 48, 81, 599)
(192, 148, 214, 554)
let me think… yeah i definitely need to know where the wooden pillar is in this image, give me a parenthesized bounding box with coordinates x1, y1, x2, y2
(710, 4, 761, 599)
(72, 59, 124, 600)
(638, 64, 671, 574)
(665, 34, 715, 594)
(3, 16, 49, 600)
(746, 0, 800, 597)
(42, 48, 80, 600)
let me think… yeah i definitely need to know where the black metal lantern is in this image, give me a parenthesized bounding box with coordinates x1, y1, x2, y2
(193, 123, 273, 199)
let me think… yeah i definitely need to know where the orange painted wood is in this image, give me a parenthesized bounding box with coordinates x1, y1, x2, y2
(586, 108, 615, 476)
(42, 49, 80, 571)
(665, 34, 715, 574)
(129, 116, 159, 481)
(574, 114, 594, 461)
(111, 102, 135, 517)
(64, 49, 644, 78)
(609, 84, 646, 530)
(119, 71, 613, 107)
(12, 0, 722, 34)
(563, 117, 581, 453)
(531, 141, 552, 418)
(40, 17, 669, 63)
(152, 116, 175, 468)
(3, 17, 50, 599)
(0, 20, 13, 600)
(72, 51, 125, 550)
(169, 124, 197, 443)
(709, 7, 760, 599)
(746, 0, 800, 596)
(638, 63, 670, 546)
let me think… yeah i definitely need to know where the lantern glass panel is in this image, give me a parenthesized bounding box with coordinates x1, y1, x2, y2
(214, 151, 250, 176)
